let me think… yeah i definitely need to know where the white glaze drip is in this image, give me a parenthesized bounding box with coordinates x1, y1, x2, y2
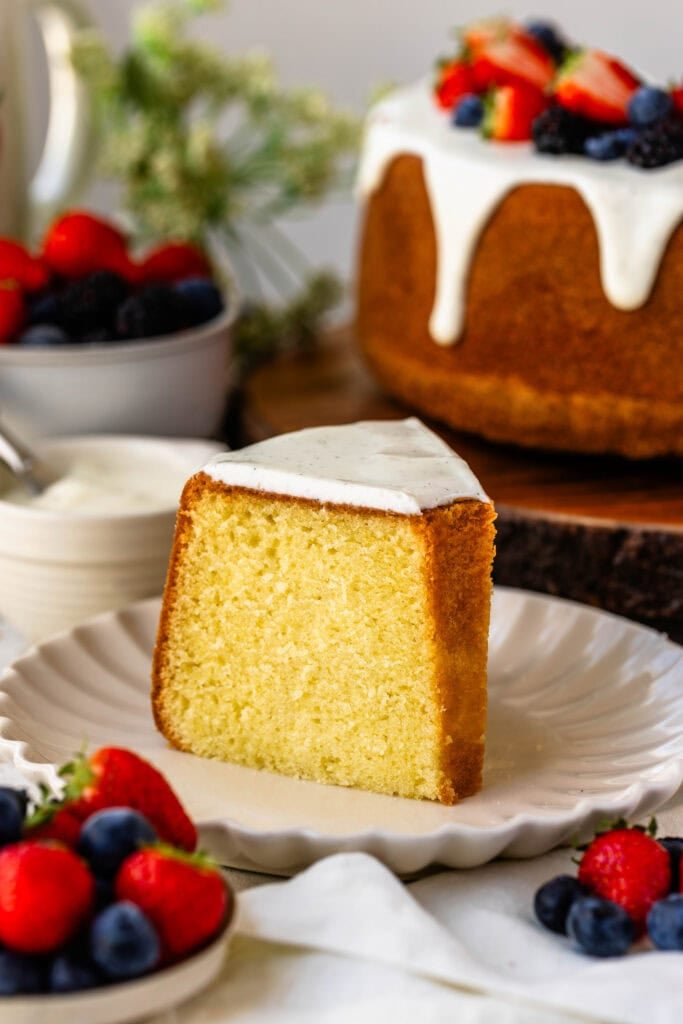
(204, 418, 489, 514)
(357, 81, 683, 344)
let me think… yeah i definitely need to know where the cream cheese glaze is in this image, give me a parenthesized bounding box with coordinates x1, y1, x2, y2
(204, 418, 489, 514)
(357, 80, 683, 345)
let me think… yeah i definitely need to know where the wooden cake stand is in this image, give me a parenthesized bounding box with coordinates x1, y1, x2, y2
(239, 326, 683, 642)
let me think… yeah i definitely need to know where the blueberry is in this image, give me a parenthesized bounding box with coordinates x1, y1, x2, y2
(658, 837, 683, 889)
(628, 86, 673, 127)
(647, 894, 683, 950)
(524, 19, 568, 63)
(453, 94, 484, 128)
(78, 807, 157, 878)
(0, 949, 48, 994)
(175, 277, 225, 327)
(584, 132, 627, 161)
(0, 788, 24, 847)
(534, 874, 587, 934)
(17, 324, 70, 347)
(90, 902, 160, 980)
(50, 951, 101, 993)
(567, 896, 634, 957)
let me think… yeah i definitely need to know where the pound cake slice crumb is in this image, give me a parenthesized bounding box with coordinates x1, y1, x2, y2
(152, 418, 495, 804)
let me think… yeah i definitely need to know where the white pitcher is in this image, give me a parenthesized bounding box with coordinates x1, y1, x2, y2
(0, 0, 93, 241)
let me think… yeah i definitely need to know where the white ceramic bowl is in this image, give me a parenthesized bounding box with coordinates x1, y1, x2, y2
(0, 434, 223, 642)
(0, 309, 234, 438)
(0, 898, 236, 1024)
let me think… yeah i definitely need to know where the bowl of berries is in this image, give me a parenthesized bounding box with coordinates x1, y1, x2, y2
(0, 212, 235, 440)
(0, 746, 235, 1024)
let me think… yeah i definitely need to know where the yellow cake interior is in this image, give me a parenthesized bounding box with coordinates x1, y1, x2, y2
(152, 475, 495, 804)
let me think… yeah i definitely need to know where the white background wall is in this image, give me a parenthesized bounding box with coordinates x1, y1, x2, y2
(38, 1, 683, 288)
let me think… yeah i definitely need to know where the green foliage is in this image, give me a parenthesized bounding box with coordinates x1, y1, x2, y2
(71, 0, 360, 368)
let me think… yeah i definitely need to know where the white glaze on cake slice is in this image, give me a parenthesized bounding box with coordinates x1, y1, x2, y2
(358, 80, 683, 344)
(204, 418, 489, 514)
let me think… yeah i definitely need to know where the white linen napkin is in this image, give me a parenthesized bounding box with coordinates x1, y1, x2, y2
(149, 840, 683, 1024)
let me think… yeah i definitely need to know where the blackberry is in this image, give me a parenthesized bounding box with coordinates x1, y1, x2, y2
(626, 115, 683, 168)
(532, 106, 597, 155)
(59, 271, 130, 335)
(116, 284, 191, 339)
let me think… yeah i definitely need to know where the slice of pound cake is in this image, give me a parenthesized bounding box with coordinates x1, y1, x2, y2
(152, 419, 496, 804)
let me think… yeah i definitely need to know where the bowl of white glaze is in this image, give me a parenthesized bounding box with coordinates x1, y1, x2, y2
(0, 308, 235, 439)
(0, 434, 224, 642)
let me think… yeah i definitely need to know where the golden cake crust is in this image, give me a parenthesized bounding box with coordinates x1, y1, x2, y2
(356, 155, 683, 458)
(152, 471, 495, 805)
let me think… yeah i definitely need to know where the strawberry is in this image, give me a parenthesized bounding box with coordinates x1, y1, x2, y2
(434, 60, 477, 111)
(0, 240, 50, 292)
(554, 50, 641, 125)
(61, 747, 197, 852)
(0, 279, 25, 343)
(116, 845, 229, 960)
(42, 211, 137, 282)
(578, 827, 670, 928)
(671, 81, 683, 117)
(483, 83, 550, 142)
(140, 241, 211, 284)
(0, 841, 94, 953)
(470, 30, 555, 92)
(24, 803, 83, 847)
(461, 16, 514, 54)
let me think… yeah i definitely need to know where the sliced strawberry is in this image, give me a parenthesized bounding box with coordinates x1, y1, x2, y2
(0, 279, 25, 343)
(461, 16, 514, 54)
(471, 31, 555, 92)
(554, 50, 641, 125)
(483, 83, 550, 142)
(434, 60, 477, 110)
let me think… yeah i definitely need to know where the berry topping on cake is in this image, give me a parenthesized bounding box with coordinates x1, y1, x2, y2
(531, 105, 597, 154)
(470, 28, 555, 92)
(584, 127, 638, 161)
(523, 19, 569, 65)
(453, 93, 485, 127)
(434, 60, 477, 110)
(626, 114, 683, 167)
(553, 49, 640, 125)
(628, 85, 673, 126)
(483, 82, 549, 141)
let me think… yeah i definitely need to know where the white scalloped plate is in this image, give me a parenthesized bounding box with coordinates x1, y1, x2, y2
(0, 589, 682, 875)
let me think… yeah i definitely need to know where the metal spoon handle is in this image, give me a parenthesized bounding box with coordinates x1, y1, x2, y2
(0, 418, 57, 494)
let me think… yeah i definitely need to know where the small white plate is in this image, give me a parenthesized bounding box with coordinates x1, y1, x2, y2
(1, 908, 235, 1024)
(0, 588, 682, 874)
